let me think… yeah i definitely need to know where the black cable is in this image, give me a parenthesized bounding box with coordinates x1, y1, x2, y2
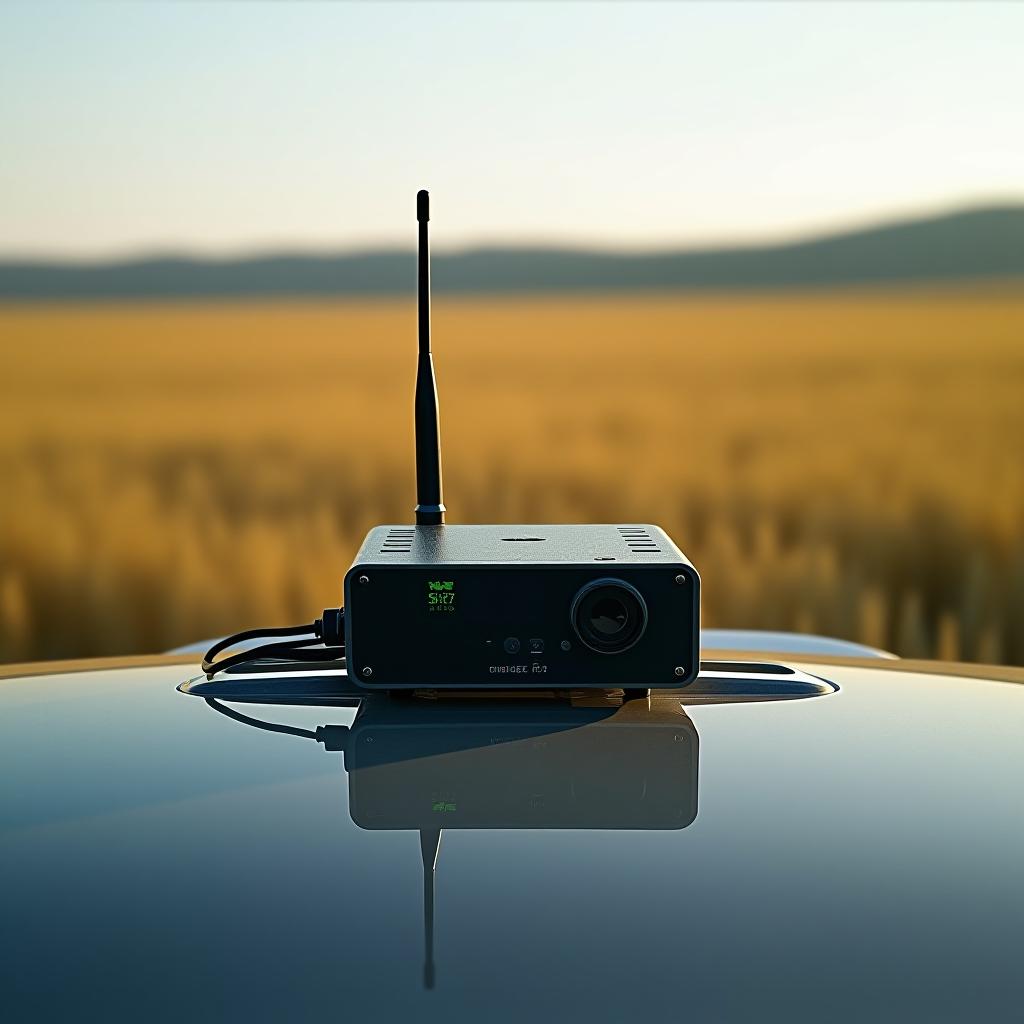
(202, 636, 336, 677)
(201, 622, 318, 675)
(201, 608, 345, 678)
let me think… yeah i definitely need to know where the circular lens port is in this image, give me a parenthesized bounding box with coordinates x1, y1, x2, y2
(570, 578, 648, 654)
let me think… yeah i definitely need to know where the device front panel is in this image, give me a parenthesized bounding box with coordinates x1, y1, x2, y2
(344, 563, 699, 689)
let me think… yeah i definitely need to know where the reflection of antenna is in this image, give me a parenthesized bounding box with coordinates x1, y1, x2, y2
(420, 827, 442, 989)
(414, 190, 446, 526)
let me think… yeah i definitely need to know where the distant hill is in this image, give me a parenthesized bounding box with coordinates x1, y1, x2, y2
(1, 205, 1022, 300)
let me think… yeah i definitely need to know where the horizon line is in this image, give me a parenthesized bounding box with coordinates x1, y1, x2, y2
(2, 196, 1021, 267)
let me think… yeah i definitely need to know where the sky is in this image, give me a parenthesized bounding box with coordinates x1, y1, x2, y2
(1, 1, 1022, 258)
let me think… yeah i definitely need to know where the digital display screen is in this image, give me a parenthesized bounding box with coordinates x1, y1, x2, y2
(427, 579, 456, 613)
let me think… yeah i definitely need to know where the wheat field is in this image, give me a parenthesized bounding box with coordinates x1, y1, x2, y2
(0, 288, 1022, 664)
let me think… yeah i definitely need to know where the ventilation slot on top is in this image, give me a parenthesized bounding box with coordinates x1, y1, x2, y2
(617, 526, 662, 554)
(380, 528, 415, 553)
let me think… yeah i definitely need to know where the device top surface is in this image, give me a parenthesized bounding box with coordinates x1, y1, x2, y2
(353, 522, 690, 565)
(2, 655, 1023, 1021)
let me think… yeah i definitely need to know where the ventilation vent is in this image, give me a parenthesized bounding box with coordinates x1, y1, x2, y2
(617, 526, 662, 554)
(380, 528, 415, 553)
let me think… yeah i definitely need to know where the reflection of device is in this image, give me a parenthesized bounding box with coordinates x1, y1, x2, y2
(342, 192, 700, 691)
(203, 693, 700, 989)
(345, 696, 698, 989)
(343, 695, 698, 830)
(195, 666, 836, 989)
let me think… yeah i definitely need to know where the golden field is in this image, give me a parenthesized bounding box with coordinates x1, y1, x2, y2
(0, 289, 1022, 664)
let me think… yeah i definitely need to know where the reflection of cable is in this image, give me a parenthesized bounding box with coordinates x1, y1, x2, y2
(204, 697, 320, 740)
(204, 697, 441, 990)
(203, 697, 352, 751)
(201, 609, 344, 677)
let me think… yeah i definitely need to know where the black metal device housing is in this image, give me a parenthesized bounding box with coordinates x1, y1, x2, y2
(344, 522, 700, 689)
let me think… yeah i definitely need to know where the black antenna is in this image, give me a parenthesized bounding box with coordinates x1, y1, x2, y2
(414, 190, 445, 526)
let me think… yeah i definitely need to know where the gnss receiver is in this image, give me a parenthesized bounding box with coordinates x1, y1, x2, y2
(198, 190, 701, 687)
(342, 191, 701, 690)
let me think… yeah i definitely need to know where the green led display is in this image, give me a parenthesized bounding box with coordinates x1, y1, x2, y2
(427, 579, 456, 613)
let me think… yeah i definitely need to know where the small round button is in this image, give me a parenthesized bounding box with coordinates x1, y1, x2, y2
(560, 640, 572, 652)
(504, 637, 521, 655)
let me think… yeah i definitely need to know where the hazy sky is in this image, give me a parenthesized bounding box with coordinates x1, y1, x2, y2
(1, 1, 1021, 257)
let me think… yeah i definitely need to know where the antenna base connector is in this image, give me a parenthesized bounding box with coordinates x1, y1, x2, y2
(415, 504, 446, 526)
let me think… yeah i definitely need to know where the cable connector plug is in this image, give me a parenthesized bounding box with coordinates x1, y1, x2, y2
(315, 607, 345, 647)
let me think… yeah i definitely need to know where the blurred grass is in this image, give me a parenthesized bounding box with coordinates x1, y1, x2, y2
(0, 289, 1022, 664)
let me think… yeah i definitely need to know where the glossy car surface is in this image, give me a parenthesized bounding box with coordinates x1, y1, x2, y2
(1, 653, 1022, 1021)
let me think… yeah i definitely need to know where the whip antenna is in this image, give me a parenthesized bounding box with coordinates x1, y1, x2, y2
(414, 189, 446, 526)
